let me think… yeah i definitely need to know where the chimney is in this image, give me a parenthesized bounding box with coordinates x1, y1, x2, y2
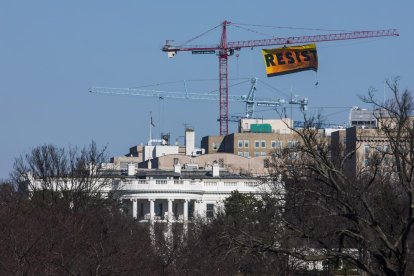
(185, 128, 195, 156)
(212, 162, 220, 177)
(127, 163, 136, 176)
(174, 162, 181, 174)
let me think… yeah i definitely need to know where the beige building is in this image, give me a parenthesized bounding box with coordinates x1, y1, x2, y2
(331, 126, 392, 177)
(201, 132, 302, 158)
(139, 153, 270, 176)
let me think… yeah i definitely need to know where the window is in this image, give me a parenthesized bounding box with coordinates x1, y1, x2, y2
(288, 152, 299, 160)
(364, 145, 370, 166)
(173, 158, 179, 165)
(383, 144, 391, 166)
(261, 140, 266, 148)
(271, 140, 282, 148)
(255, 140, 260, 148)
(206, 204, 214, 218)
(261, 151, 267, 156)
(237, 152, 243, 157)
(288, 140, 298, 148)
(243, 152, 250, 158)
(174, 203, 178, 219)
(156, 203, 163, 218)
(254, 151, 260, 157)
(239, 140, 249, 148)
(188, 202, 194, 218)
(364, 145, 370, 155)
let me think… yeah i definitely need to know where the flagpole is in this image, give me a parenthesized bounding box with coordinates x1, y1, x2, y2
(149, 111, 152, 146)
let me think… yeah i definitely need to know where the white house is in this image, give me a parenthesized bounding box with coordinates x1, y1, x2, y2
(113, 162, 267, 222)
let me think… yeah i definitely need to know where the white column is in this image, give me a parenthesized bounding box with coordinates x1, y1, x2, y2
(194, 200, 203, 218)
(168, 199, 173, 221)
(149, 199, 155, 222)
(132, 199, 137, 219)
(183, 199, 189, 221)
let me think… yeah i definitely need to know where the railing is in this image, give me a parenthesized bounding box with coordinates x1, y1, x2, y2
(224, 181, 237, 187)
(204, 181, 218, 186)
(118, 179, 264, 193)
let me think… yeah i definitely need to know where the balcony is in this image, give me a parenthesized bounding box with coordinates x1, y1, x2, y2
(114, 179, 263, 194)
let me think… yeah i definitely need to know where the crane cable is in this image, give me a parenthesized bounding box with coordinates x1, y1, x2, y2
(178, 22, 222, 47)
(173, 21, 357, 49)
(230, 22, 354, 33)
(259, 80, 291, 98)
(206, 79, 251, 94)
(231, 24, 277, 38)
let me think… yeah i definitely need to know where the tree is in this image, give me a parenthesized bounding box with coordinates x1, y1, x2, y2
(0, 142, 169, 275)
(171, 197, 293, 275)
(11, 141, 113, 209)
(216, 79, 414, 275)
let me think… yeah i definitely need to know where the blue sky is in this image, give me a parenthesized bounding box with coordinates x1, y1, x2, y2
(0, 1, 413, 178)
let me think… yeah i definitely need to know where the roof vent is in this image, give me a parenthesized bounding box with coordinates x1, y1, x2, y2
(212, 162, 220, 177)
(174, 162, 181, 174)
(127, 163, 136, 176)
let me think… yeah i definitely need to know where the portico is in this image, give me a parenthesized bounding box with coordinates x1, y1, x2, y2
(129, 197, 196, 222)
(116, 168, 266, 222)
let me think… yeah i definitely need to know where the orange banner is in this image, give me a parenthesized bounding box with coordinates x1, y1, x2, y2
(262, 44, 318, 77)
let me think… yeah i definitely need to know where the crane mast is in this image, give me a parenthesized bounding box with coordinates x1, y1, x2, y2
(162, 21, 399, 135)
(219, 21, 229, 136)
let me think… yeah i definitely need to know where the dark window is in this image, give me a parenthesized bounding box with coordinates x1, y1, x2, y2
(156, 203, 163, 219)
(188, 201, 194, 219)
(206, 204, 214, 218)
(174, 203, 178, 219)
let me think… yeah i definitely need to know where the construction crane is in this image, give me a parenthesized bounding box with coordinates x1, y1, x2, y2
(89, 77, 308, 120)
(162, 20, 399, 135)
(228, 77, 307, 122)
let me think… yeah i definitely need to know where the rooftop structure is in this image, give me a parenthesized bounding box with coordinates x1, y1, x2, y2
(349, 107, 387, 129)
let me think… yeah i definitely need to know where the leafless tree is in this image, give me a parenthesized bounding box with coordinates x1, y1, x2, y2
(214, 79, 414, 275)
(0, 143, 168, 275)
(11, 141, 113, 210)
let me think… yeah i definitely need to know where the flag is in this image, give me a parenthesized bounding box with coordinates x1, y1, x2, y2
(150, 113, 155, 127)
(262, 44, 318, 77)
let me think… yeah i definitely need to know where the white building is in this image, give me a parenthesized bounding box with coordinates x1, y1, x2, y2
(113, 163, 266, 222)
(27, 162, 269, 222)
